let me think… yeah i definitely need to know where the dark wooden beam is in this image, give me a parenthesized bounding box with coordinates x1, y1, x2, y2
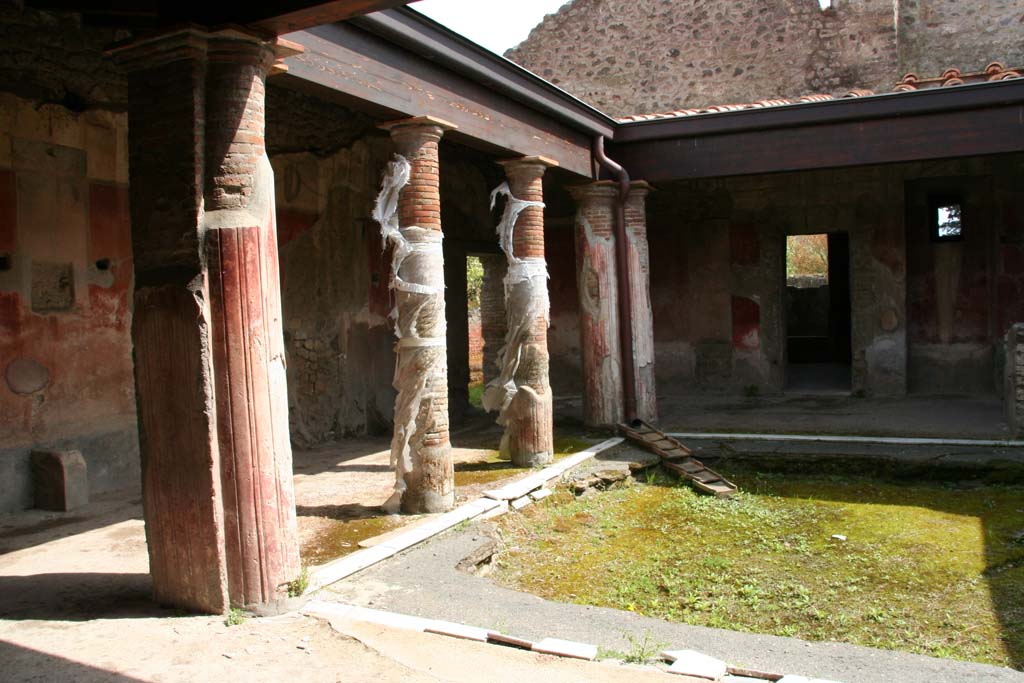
(242, 1, 422, 35)
(611, 83, 1024, 181)
(24, 1, 418, 34)
(282, 23, 595, 176)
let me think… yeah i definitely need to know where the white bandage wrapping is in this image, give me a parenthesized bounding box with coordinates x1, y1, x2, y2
(373, 155, 447, 510)
(482, 183, 550, 445)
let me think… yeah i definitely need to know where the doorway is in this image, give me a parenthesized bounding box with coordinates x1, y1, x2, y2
(785, 233, 852, 392)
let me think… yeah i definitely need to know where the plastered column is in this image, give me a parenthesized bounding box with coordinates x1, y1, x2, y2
(489, 157, 556, 466)
(567, 182, 623, 427)
(115, 30, 300, 613)
(1006, 323, 1024, 439)
(625, 181, 658, 422)
(380, 117, 454, 514)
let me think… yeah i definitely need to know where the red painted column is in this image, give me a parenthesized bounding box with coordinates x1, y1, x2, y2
(624, 181, 658, 422)
(567, 182, 623, 427)
(495, 157, 556, 465)
(115, 30, 300, 613)
(380, 117, 455, 514)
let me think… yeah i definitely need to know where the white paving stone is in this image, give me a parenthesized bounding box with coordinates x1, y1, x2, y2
(529, 488, 553, 501)
(510, 495, 532, 510)
(664, 650, 728, 680)
(344, 606, 434, 632)
(309, 544, 397, 588)
(424, 620, 491, 642)
(478, 500, 509, 520)
(532, 637, 598, 660)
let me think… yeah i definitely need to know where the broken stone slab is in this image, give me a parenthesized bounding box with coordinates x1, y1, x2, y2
(510, 495, 532, 510)
(663, 649, 728, 680)
(31, 449, 88, 511)
(478, 500, 510, 520)
(425, 620, 491, 642)
(487, 632, 535, 650)
(529, 488, 553, 501)
(532, 637, 598, 660)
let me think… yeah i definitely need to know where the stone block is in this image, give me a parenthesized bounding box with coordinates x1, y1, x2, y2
(663, 649, 728, 680)
(31, 450, 89, 511)
(532, 637, 598, 660)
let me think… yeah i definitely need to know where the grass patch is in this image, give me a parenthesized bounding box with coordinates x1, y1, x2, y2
(492, 467, 1024, 668)
(469, 382, 485, 408)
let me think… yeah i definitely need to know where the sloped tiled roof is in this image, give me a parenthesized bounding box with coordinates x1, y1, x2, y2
(616, 62, 1022, 123)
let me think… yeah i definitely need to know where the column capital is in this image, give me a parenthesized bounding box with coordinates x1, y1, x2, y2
(379, 116, 457, 142)
(567, 180, 620, 202)
(108, 27, 290, 73)
(628, 180, 654, 197)
(498, 155, 559, 177)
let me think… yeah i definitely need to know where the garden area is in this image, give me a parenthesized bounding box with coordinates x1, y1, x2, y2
(490, 466, 1024, 669)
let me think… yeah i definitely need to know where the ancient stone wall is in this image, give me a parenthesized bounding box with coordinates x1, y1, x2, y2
(506, 0, 1021, 116)
(898, 0, 1024, 80)
(0, 4, 138, 512)
(635, 153, 1024, 397)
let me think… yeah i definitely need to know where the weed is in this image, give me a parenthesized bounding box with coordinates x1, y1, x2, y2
(286, 566, 309, 598)
(224, 608, 247, 627)
(621, 629, 667, 664)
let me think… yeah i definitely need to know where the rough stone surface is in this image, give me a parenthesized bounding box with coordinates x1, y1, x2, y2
(506, 0, 1023, 116)
(30, 449, 88, 511)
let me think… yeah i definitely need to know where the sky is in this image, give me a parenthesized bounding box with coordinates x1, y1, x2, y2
(411, 0, 572, 54)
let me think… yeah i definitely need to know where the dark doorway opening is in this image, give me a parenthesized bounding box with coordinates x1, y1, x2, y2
(785, 233, 852, 392)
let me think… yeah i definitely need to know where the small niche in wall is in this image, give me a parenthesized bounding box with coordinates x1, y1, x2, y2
(31, 262, 75, 313)
(930, 194, 964, 242)
(0, 253, 11, 271)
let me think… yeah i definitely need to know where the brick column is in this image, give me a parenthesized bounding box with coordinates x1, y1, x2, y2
(567, 182, 623, 427)
(479, 254, 507, 385)
(115, 30, 300, 613)
(493, 157, 556, 466)
(625, 181, 658, 423)
(380, 117, 454, 514)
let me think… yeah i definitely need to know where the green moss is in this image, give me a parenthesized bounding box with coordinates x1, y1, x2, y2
(301, 515, 404, 566)
(493, 468, 1024, 668)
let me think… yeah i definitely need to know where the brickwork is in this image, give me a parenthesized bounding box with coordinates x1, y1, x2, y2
(497, 158, 555, 465)
(507, 0, 1022, 116)
(468, 309, 483, 384)
(382, 118, 454, 514)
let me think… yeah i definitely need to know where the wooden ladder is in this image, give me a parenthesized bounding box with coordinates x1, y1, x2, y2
(619, 420, 738, 497)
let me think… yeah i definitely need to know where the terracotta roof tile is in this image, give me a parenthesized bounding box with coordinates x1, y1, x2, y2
(615, 62, 1022, 123)
(893, 61, 1021, 91)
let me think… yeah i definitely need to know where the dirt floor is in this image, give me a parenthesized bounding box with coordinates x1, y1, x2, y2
(0, 422, 644, 683)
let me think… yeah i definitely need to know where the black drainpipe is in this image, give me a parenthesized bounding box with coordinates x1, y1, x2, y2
(592, 136, 637, 423)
